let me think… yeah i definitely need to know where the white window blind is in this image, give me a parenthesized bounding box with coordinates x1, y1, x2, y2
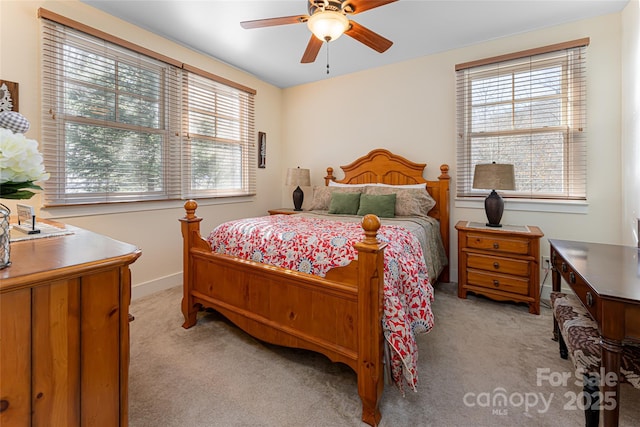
(456, 39, 588, 200)
(40, 11, 255, 206)
(182, 68, 255, 199)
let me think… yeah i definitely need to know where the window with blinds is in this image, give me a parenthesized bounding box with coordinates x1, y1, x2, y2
(456, 39, 588, 201)
(182, 70, 255, 199)
(40, 13, 256, 206)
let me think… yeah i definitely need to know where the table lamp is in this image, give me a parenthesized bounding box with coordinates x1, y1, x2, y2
(285, 167, 311, 211)
(472, 163, 515, 227)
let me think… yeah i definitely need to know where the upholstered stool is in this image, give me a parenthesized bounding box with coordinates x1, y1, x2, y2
(550, 292, 640, 427)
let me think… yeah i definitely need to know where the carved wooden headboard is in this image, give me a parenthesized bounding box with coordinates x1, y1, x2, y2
(324, 149, 451, 282)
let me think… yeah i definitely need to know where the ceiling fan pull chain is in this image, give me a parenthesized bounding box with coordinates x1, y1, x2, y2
(326, 40, 330, 75)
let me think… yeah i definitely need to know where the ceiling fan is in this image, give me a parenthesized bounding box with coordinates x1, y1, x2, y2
(240, 0, 397, 64)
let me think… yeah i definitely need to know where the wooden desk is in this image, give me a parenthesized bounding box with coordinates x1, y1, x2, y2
(550, 239, 640, 427)
(0, 224, 141, 426)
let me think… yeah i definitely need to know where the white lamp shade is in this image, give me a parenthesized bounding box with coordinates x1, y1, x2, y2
(307, 11, 349, 42)
(285, 167, 311, 187)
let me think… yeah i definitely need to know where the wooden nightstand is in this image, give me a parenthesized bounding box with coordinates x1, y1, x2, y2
(456, 220, 544, 314)
(267, 208, 302, 215)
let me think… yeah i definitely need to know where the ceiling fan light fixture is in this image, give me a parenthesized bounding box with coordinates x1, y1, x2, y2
(307, 10, 349, 42)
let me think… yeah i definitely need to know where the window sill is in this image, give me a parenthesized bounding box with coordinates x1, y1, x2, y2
(455, 197, 588, 214)
(40, 196, 255, 219)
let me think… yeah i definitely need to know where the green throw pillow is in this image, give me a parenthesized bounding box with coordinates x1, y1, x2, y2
(328, 192, 361, 215)
(357, 193, 396, 218)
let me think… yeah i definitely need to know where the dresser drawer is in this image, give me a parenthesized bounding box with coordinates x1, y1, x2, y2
(466, 233, 530, 255)
(467, 253, 530, 277)
(467, 270, 530, 295)
(555, 258, 601, 322)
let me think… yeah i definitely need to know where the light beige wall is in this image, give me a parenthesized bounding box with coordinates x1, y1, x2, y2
(622, 0, 640, 246)
(2, 1, 629, 293)
(282, 13, 624, 284)
(0, 0, 284, 298)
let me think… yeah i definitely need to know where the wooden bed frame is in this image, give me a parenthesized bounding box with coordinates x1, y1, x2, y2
(180, 149, 450, 426)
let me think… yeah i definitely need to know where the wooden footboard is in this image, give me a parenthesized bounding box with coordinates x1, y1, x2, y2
(180, 200, 386, 426)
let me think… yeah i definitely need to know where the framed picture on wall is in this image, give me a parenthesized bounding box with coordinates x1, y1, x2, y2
(0, 80, 19, 112)
(258, 131, 266, 168)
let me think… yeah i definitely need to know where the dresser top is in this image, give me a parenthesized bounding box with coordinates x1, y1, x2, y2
(1, 224, 141, 292)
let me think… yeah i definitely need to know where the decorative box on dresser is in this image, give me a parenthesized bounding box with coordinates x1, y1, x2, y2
(0, 223, 141, 427)
(456, 220, 544, 314)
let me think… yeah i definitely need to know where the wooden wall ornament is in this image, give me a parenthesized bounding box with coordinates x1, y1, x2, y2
(258, 131, 266, 168)
(0, 80, 19, 112)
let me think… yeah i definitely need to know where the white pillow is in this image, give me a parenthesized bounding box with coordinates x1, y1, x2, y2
(328, 181, 425, 189)
(328, 181, 361, 187)
(369, 183, 426, 189)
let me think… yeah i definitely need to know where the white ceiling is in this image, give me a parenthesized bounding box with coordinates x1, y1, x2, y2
(81, 0, 628, 88)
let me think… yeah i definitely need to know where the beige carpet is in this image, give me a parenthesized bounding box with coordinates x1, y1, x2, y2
(128, 283, 640, 426)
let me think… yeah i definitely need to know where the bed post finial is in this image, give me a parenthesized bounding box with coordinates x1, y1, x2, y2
(325, 167, 336, 186)
(184, 200, 198, 220)
(361, 214, 381, 245)
(439, 164, 450, 180)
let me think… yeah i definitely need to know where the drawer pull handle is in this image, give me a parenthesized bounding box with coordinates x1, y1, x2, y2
(569, 272, 576, 284)
(493, 262, 500, 269)
(562, 262, 568, 273)
(586, 292, 594, 307)
(493, 242, 499, 249)
(493, 280, 499, 287)
(0, 399, 8, 413)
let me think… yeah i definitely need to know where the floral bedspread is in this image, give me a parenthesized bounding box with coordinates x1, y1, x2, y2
(207, 214, 435, 392)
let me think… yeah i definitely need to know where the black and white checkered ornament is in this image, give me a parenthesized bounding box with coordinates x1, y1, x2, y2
(0, 110, 30, 134)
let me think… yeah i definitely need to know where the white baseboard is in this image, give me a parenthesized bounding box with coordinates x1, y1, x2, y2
(131, 272, 182, 301)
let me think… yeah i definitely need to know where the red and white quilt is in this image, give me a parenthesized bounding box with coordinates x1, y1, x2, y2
(207, 214, 434, 392)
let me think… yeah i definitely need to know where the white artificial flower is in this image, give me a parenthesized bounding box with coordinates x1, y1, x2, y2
(0, 128, 49, 183)
(0, 128, 50, 199)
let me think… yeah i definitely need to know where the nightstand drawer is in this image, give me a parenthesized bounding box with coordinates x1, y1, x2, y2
(467, 253, 530, 276)
(466, 233, 530, 255)
(467, 270, 530, 295)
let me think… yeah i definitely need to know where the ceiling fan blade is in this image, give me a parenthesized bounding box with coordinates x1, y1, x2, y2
(301, 35, 323, 63)
(345, 21, 393, 53)
(348, 0, 398, 15)
(240, 15, 308, 29)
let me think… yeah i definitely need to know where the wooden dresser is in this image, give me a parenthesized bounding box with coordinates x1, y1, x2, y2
(456, 220, 543, 314)
(0, 224, 141, 427)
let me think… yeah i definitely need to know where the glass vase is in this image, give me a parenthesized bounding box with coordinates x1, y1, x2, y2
(0, 203, 10, 269)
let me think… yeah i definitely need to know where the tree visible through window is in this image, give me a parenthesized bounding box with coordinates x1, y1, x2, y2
(456, 40, 587, 200)
(41, 15, 255, 206)
(61, 44, 165, 197)
(185, 73, 247, 195)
